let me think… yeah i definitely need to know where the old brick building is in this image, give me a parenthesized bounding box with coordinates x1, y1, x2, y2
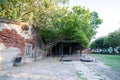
(0, 19, 42, 70)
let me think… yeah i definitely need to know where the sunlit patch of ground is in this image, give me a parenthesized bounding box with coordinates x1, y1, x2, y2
(0, 56, 119, 80)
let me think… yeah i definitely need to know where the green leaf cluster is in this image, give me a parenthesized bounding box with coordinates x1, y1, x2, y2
(0, 0, 102, 49)
(90, 29, 120, 49)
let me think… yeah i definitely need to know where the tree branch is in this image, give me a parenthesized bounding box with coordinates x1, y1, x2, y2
(22, 10, 33, 17)
(44, 38, 63, 49)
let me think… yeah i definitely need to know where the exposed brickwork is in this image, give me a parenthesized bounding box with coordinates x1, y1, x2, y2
(0, 28, 33, 57)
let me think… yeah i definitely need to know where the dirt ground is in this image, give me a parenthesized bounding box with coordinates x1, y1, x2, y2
(0, 57, 79, 80)
(0, 56, 120, 80)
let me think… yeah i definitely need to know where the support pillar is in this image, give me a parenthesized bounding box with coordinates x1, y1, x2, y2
(69, 45, 72, 55)
(59, 44, 61, 56)
(62, 44, 63, 56)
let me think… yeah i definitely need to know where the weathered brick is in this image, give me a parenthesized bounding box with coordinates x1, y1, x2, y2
(0, 28, 33, 57)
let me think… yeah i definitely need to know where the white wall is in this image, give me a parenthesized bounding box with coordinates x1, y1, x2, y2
(0, 43, 20, 70)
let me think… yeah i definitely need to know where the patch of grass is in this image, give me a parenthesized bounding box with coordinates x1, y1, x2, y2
(94, 73, 101, 76)
(77, 71, 88, 80)
(77, 71, 83, 77)
(89, 54, 120, 69)
(80, 77, 88, 80)
(98, 78, 104, 80)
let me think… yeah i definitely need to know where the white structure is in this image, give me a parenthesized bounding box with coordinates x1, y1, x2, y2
(108, 47, 113, 53)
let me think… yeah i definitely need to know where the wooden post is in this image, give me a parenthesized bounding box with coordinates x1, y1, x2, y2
(55, 46, 57, 56)
(62, 44, 63, 56)
(50, 47, 52, 57)
(69, 45, 71, 55)
(59, 44, 61, 56)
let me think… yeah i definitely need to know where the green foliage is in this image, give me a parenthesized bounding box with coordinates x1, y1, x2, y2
(0, 0, 68, 21)
(0, 0, 20, 20)
(102, 29, 120, 49)
(104, 29, 120, 47)
(42, 6, 92, 48)
(0, 0, 102, 49)
(72, 6, 102, 40)
(90, 11, 103, 29)
(90, 37, 105, 49)
(91, 29, 120, 49)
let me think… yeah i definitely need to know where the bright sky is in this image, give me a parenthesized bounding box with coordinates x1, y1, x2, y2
(69, 0, 120, 38)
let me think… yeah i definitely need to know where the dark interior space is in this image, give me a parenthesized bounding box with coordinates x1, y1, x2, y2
(48, 42, 81, 57)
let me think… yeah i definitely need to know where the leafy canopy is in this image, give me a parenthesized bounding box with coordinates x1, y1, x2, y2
(90, 29, 120, 49)
(40, 6, 102, 48)
(0, 0, 102, 49)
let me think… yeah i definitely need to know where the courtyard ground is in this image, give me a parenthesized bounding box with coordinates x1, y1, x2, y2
(0, 56, 120, 80)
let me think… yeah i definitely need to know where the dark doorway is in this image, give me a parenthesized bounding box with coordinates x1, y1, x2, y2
(63, 43, 70, 55)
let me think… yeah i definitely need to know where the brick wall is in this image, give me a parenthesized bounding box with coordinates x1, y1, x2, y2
(0, 28, 33, 57)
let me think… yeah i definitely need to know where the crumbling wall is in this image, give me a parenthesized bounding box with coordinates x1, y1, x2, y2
(0, 44, 20, 70)
(0, 22, 34, 69)
(0, 28, 33, 57)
